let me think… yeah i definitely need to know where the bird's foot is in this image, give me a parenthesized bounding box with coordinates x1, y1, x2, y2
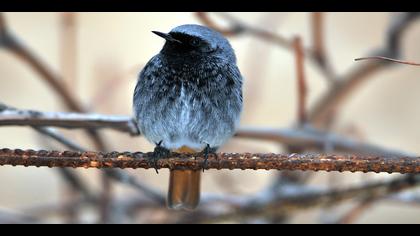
(149, 141, 171, 174)
(201, 144, 217, 172)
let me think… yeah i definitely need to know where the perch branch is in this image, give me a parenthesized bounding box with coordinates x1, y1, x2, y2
(0, 149, 419, 174)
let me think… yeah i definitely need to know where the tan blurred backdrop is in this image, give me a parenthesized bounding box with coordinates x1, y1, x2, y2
(1, 12, 420, 223)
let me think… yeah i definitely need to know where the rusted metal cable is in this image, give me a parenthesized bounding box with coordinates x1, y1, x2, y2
(0, 149, 419, 174)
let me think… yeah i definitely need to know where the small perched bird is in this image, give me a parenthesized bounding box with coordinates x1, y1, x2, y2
(133, 24, 243, 210)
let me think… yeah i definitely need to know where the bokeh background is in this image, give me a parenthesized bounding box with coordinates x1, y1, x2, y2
(1, 12, 420, 223)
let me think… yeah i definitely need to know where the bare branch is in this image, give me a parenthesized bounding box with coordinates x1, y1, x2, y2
(0, 106, 139, 135)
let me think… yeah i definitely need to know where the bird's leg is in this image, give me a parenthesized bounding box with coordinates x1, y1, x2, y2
(201, 144, 217, 172)
(149, 140, 171, 174)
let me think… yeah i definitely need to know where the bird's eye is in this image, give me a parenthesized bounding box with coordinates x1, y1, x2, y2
(190, 38, 201, 47)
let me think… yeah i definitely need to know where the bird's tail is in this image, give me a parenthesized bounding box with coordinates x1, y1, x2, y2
(167, 146, 201, 211)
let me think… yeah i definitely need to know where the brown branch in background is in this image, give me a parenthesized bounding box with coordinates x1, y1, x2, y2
(195, 12, 246, 36)
(0, 13, 6, 32)
(100, 173, 112, 223)
(336, 199, 373, 224)
(293, 36, 308, 126)
(355, 56, 420, 66)
(0, 149, 419, 174)
(196, 12, 290, 48)
(60, 12, 78, 91)
(312, 13, 325, 65)
(311, 12, 336, 81)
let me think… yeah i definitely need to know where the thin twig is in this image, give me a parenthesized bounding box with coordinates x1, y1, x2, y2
(355, 56, 420, 66)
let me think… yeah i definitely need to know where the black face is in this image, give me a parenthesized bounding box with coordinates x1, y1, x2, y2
(161, 32, 216, 56)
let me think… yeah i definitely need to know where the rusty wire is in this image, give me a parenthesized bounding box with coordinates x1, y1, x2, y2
(0, 149, 419, 174)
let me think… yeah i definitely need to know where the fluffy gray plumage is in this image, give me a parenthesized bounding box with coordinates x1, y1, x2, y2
(133, 24, 243, 151)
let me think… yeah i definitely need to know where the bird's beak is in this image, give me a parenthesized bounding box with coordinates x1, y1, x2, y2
(152, 31, 182, 44)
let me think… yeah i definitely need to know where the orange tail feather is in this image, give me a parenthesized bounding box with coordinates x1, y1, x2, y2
(167, 146, 201, 210)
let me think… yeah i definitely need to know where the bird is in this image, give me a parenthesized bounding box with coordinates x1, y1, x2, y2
(133, 24, 243, 210)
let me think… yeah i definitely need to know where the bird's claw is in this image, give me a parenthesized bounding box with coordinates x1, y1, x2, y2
(149, 141, 171, 174)
(201, 144, 216, 172)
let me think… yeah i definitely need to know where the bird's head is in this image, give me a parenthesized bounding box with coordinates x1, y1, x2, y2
(152, 24, 236, 62)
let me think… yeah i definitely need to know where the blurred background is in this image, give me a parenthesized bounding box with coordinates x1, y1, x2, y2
(1, 12, 420, 223)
